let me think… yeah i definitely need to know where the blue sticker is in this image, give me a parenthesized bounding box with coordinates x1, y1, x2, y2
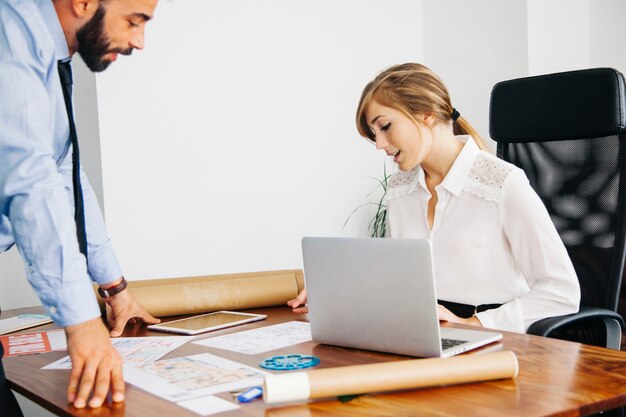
(259, 354, 320, 371)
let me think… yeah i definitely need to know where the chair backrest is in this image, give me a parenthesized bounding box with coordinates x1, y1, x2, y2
(489, 68, 626, 312)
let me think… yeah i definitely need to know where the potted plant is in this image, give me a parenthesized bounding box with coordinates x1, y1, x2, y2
(344, 164, 391, 238)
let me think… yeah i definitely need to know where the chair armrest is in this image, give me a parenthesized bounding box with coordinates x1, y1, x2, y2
(527, 307, 625, 349)
(528, 307, 625, 335)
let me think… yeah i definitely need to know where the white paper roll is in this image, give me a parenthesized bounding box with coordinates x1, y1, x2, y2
(263, 372, 311, 403)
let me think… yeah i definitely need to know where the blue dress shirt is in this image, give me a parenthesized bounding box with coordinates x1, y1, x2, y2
(0, 0, 122, 326)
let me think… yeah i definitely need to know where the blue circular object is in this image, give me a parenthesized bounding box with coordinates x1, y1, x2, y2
(259, 354, 320, 371)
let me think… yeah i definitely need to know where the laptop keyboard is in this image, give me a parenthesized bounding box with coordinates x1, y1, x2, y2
(441, 338, 468, 350)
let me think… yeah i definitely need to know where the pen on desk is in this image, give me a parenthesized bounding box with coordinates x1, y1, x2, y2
(237, 386, 263, 403)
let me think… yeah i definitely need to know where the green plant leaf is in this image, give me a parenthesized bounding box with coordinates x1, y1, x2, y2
(344, 163, 390, 237)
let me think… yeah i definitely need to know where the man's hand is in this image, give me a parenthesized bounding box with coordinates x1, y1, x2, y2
(437, 304, 483, 327)
(64, 318, 123, 408)
(287, 289, 308, 314)
(106, 290, 160, 337)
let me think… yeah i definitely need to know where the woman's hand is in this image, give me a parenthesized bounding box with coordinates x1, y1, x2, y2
(287, 289, 308, 314)
(437, 304, 483, 327)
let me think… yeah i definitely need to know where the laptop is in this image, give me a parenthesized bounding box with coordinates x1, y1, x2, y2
(302, 237, 502, 358)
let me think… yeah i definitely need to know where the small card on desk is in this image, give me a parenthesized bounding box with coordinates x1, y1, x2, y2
(0, 314, 53, 336)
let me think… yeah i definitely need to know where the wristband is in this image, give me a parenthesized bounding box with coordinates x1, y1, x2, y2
(98, 277, 128, 299)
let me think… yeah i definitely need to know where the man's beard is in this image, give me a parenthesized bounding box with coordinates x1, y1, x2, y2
(76, 5, 132, 72)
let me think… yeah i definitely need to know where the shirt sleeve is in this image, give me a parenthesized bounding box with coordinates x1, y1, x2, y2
(57, 153, 122, 286)
(475, 169, 581, 332)
(0, 38, 100, 326)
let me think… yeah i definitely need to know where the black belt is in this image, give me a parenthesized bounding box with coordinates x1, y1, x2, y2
(438, 300, 502, 319)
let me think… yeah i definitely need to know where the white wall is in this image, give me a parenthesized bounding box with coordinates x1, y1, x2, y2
(589, 0, 626, 75)
(423, 0, 529, 150)
(526, 0, 626, 76)
(95, 0, 422, 280)
(527, 0, 590, 75)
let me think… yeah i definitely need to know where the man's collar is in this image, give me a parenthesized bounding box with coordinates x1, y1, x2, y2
(36, 0, 70, 60)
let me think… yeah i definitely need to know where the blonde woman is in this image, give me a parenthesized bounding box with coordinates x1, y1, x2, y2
(289, 63, 580, 333)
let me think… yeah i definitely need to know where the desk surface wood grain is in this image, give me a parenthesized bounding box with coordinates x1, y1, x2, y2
(4, 306, 626, 417)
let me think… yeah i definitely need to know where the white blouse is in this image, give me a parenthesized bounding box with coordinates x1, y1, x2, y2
(385, 136, 580, 333)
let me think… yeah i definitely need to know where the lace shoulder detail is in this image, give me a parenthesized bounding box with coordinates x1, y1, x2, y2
(386, 168, 418, 200)
(462, 153, 514, 203)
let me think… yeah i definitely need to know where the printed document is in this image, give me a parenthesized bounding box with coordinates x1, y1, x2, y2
(0, 330, 66, 357)
(43, 336, 193, 369)
(123, 352, 268, 402)
(193, 321, 311, 354)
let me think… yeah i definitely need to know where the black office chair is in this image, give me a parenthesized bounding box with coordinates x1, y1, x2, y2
(489, 68, 626, 350)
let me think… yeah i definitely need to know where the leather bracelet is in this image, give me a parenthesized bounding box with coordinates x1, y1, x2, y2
(97, 277, 128, 299)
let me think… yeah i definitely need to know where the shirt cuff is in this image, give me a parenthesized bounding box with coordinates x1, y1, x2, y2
(87, 241, 123, 286)
(475, 302, 526, 334)
(474, 311, 496, 330)
(35, 274, 101, 327)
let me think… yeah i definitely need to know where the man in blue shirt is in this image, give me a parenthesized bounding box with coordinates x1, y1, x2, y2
(0, 0, 161, 412)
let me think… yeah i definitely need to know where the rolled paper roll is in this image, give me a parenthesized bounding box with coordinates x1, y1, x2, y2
(263, 350, 518, 404)
(94, 269, 304, 317)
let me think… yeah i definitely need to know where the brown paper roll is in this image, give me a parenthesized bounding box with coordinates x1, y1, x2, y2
(94, 269, 304, 317)
(263, 350, 518, 404)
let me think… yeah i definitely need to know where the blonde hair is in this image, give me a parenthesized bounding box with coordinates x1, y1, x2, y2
(356, 63, 487, 151)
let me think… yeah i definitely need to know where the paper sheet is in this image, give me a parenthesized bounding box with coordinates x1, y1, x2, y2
(193, 321, 312, 354)
(177, 395, 240, 416)
(47, 330, 66, 350)
(42, 336, 193, 369)
(94, 270, 305, 318)
(123, 352, 268, 403)
(0, 314, 52, 335)
(0, 330, 66, 357)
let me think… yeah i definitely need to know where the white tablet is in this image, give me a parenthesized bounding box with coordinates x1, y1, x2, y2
(147, 311, 267, 335)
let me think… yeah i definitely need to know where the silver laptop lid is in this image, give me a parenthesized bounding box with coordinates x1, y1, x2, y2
(302, 237, 443, 357)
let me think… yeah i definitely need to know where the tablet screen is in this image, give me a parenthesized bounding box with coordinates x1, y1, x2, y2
(161, 312, 257, 331)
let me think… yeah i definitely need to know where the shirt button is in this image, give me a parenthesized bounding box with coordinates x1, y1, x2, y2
(49, 307, 57, 314)
(28, 265, 34, 272)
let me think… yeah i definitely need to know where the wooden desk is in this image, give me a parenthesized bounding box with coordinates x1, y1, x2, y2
(4, 306, 626, 417)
